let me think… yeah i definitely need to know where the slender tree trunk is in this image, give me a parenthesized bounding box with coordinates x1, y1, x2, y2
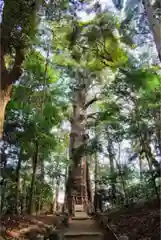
(66, 167, 73, 216)
(55, 175, 60, 212)
(114, 158, 128, 205)
(154, 105, 161, 155)
(62, 164, 68, 213)
(40, 159, 45, 211)
(0, 148, 7, 213)
(139, 136, 160, 203)
(107, 134, 117, 205)
(141, 138, 160, 169)
(139, 156, 143, 182)
(28, 141, 39, 214)
(94, 146, 99, 212)
(86, 159, 93, 214)
(145, 152, 160, 203)
(86, 160, 92, 204)
(53, 161, 60, 212)
(15, 154, 22, 214)
(21, 179, 27, 214)
(142, 0, 161, 61)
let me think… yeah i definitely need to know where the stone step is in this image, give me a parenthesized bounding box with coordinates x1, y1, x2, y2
(64, 231, 103, 239)
(75, 204, 84, 212)
(72, 216, 91, 220)
(74, 211, 89, 219)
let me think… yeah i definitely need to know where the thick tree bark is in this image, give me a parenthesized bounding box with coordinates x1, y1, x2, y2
(142, 0, 161, 61)
(67, 83, 88, 215)
(67, 75, 99, 214)
(28, 141, 39, 214)
(0, 50, 24, 139)
(0, 9, 24, 138)
(0, 86, 12, 139)
(0, 0, 42, 137)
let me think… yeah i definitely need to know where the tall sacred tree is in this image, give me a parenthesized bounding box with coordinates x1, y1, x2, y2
(65, 69, 97, 215)
(53, 11, 128, 215)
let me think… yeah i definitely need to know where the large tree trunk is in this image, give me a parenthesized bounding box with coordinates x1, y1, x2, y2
(67, 82, 88, 216)
(142, 0, 161, 61)
(0, 86, 12, 139)
(0, 0, 42, 137)
(28, 141, 39, 214)
(66, 70, 99, 215)
(0, 45, 24, 139)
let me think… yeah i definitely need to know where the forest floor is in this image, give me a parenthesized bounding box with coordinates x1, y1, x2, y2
(103, 198, 160, 240)
(0, 199, 160, 239)
(0, 214, 63, 239)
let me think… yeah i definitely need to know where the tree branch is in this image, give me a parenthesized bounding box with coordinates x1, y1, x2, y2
(84, 95, 99, 109)
(87, 112, 98, 119)
(8, 48, 25, 85)
(0, 46, 8, 89)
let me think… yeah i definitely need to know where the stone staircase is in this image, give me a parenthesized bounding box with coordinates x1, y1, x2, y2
(64, 205, 103, 240)
(74, 204, 84, 212)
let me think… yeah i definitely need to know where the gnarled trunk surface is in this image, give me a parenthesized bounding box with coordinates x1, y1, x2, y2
(0, 86, 12, 139)
(66, 84, 89, 215)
